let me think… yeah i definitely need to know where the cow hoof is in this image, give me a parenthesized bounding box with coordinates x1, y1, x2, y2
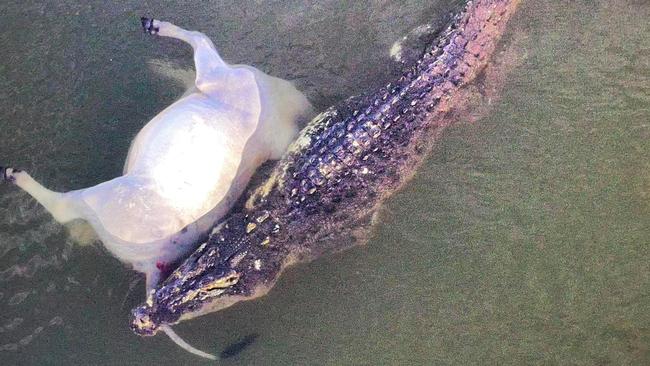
(141, 17, 159, 35)
(1, 167, 19, 184)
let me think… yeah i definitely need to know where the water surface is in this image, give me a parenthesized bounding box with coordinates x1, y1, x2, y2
(1, 0, 648, 365)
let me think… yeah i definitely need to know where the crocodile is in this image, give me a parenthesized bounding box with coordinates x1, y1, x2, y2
(131, 0, 521, 352)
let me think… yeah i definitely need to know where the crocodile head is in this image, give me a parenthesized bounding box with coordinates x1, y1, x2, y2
(130, 302, 159, 336)
(129, 239, 252, 336)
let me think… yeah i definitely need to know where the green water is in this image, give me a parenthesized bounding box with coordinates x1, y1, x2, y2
(1, 1, 648, 365)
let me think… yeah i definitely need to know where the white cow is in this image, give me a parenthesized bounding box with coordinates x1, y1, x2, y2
(1, 18, 311, 294)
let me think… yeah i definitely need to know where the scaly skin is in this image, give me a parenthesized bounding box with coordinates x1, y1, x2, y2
(131, 0, 521, 336)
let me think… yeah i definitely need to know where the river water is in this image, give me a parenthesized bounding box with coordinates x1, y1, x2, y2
(1, 1, 648, 365)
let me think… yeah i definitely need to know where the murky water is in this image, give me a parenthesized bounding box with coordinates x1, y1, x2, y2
(1, 1, 648, 365)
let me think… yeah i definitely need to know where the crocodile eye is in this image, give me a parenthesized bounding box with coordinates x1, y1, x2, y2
(222, 273, 239, 286)
(202, 271, 240, 291)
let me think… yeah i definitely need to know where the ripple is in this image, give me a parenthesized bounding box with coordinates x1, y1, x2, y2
(0, 317, 63, 353)
(18, 334, 33, 346)
(48, 316, 63, 326)
(0, 318, 23, 333)
(8, 291, 30, 306)
(0, 343, 18, 352)
(0, 254, 62, 282)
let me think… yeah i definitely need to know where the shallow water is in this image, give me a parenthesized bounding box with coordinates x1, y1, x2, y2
(1, 0, 648, 365)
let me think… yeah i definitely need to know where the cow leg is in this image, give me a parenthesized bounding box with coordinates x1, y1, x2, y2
(1, 166, 81, 223)
(141, 17, 227, 92)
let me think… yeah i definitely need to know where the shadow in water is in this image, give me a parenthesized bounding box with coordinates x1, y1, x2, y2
(220, 333, 260, 359)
